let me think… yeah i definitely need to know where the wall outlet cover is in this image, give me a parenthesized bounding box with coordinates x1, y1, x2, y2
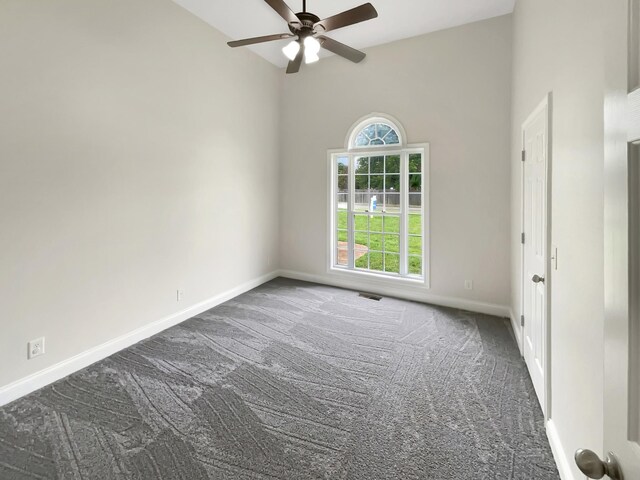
(28, 337, 45, 359)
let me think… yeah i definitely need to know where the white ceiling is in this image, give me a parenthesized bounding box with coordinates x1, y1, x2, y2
(172, 0, 515, 68)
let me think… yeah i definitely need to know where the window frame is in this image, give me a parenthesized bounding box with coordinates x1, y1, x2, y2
(328, 115, 430, 287)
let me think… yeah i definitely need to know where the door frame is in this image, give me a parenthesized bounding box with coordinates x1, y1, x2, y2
(519, 93, 553, 419)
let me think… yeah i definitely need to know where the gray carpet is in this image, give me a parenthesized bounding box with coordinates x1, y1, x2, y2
(0, 278, 559, 479)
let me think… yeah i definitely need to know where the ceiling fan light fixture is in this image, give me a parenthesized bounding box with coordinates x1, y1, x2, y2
(305, 52, 320, 64)
(303, 36, 321, 64)
(304, 36, 320, 53)
(282, 40, 300, 61)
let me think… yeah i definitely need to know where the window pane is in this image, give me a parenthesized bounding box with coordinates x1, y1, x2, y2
(369, 252, 384, 271)
(409, 256, 422, 276)
(409, 214, 422, 236)
(337, 156, 349, 175)
(369, 233, 383, 251)
(337, 193, 348, 210)
(408, 236, 422, 255)
(363, 124, 376, 139)
(337, 248, 348, 266)
(370, 156, 384, 174)
(409, 174, 421, 193)
(337, 230, 348, 242)
(338, 175, 348, 192)
(409, 193, 422, 209)
(385, 253, 400, 274)
(385, 175, 400, 193)
(355, 133, 369, 147)
(385, 155, 400, 174)
(384, 129, 400, 145)
(409, 153, 422, 173)
(355, 253, 368, 269)
(384, 234, 400, 253)
(354, 214, 368, 231)
(377, 124, 391, 139)
(354, 192, 371, 212)
(355, 232, 369, 251)
(355, 157, 369, 174)
(383, 215, 400, 233)
(355, 252, 368, 266)
(337, 211, 348, 229)
(370, 175, 384, 192)
(355, 174, 368, 190)
(367, 195, 380, 214)
(384, 193, 400, 213)
(369, 215, 383, 232)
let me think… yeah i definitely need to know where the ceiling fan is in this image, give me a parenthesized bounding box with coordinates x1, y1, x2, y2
(227, 0, 378, 74)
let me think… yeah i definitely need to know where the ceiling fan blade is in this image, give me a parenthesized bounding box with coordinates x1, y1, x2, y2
(313, 3, 378, 33)
(227, 33, 294, 48)
(286, 44, 305, 74)
(317, 36, 366, 63)
(264, 0, 301, 26)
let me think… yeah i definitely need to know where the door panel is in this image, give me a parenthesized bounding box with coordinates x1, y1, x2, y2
(597, 0, 640, 478)
(522, 98, 549, 415)
(628, 147, 640, 456)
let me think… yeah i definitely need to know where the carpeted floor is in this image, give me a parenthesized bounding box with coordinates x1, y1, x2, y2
(0, 278, 559, 479)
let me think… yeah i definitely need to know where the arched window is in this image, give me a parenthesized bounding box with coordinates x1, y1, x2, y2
(330, 114, 429, 283)
(347, 115, 406, 150)
(352, 122, 401, 147)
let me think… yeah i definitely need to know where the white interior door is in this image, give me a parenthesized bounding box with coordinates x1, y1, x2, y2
(522, 98, 549, 415)
(578, 2, 640, 479)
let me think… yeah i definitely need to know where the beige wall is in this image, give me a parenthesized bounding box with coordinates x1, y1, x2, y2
(0, 0, 281, 389)
(510, 0, 611, 476)
(279, 15, 513, 309)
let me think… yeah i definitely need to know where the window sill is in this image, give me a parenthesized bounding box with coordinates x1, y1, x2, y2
(328, 266, 429, 288)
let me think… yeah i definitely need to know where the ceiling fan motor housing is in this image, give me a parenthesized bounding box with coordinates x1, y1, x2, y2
(289, 12, 321, 35)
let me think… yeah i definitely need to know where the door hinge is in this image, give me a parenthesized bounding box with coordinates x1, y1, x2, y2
(521, 232, 525, 244)
(520, 315, 525, 327)
(521, 150, 526, 162)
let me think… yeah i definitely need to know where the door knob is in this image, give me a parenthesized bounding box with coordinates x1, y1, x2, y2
(532, 274, 545, 283)
(574, 449, 623, 480)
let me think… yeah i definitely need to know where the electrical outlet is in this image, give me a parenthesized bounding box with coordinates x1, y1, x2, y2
(177, 289, 185, 302)
(464, 280, 473, 290)
(267, 255, 272, 267)
(28, 337, 45, 359)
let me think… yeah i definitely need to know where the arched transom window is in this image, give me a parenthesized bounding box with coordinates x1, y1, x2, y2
(353, 122, 401, 147)
(330, 114, 429, 283)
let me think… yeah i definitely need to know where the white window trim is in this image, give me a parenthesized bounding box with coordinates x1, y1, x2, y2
(327, 142, 431, 289)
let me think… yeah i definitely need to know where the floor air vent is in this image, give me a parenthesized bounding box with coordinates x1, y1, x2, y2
(359, 292, 382, 301)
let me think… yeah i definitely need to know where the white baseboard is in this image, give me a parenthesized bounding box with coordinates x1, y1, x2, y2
(278, 269, 511, 318)
(546, 419, 576, 480)
(0, 271, 280, 407)
(509, 309, 524, 355)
